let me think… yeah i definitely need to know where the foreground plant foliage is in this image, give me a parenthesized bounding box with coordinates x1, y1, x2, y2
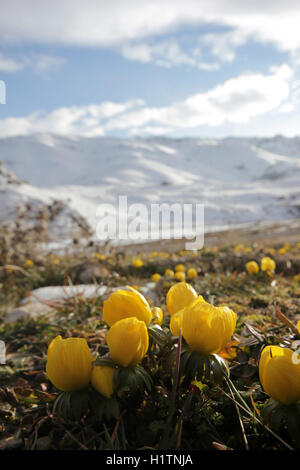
(1, 234, 300, 450)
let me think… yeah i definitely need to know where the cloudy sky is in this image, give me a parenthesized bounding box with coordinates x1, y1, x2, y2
(0, 0, 300, 138)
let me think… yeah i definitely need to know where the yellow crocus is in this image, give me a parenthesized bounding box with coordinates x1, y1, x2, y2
(103, 286, 153, 326)
(181, 300, 237, 356)
(259, 345, 300, 405)
(107, 317, 149, 367)
(175, 271, 186, 282)
(166, 282, 198, 316)
(187, 268, 197, 279)
(170, 309, 184, 336)
(246, 261, 259, 275)
(152, 307, 163, 326)
(24, 259, 34, 268)
(261, 257, 276, 272)
(46, 336, 93, 392)
(93, 253, 106, 260)
(151, 273, 161, 282)
(91, 365, 115, 398)
(234, 244, 244, 252)
(165, 269, 175, 279)
(175, 264, 185, 272)
(132, 258, 143, 268)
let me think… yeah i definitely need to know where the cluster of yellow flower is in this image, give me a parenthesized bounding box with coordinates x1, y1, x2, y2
(151, 264, 198, 283)
(46, 286, 161, 399)
(167, 283, 236, 355)
(46, 281, 300, 412)
(234, 244, 252, 253)
(246, 257, 276, 275)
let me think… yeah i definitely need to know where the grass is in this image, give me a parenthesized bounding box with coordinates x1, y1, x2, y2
(0, 230, 300, 450)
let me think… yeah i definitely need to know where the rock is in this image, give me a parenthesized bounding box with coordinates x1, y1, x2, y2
(79, 263, 110, 282)
(21, 284, 108, 305)
(4, 303, 54, 323)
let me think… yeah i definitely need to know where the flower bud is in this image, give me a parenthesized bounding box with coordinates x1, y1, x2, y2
(107, 317, 149, 367)
(166, 282, 198, 316)
(261, 257, 276, 272)
(46, 336, 93, 392)
(152, 307, 163, 326)
(182, 300, 237, 355)
(246, 261, 259, 275)
(103, 286, 153, 326)
(259, 345, 300, 405)
(91, 365, 115, 398)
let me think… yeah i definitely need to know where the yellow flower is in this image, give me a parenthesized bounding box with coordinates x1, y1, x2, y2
(163, 281, 171, 289)
(24, 259, 34, 268)
(298, 320, 300, 334)
(261, 257, 276, 272)
(278, 247, 287, 255)
(151, 273, 161, 282)
(234, 244, 244, 252)
(244, 247, 252, 254)
(107, 317, 149, 367)
(175, 264, 185, 272)
(246, 261, 259, 275)
(170, 309, 184, 336)
(181, 300, 237, 355)
(46, 336, 93, 392)
(93, 253, 106, 260)
(91, 365, 115, 398)
(165, 269, 175, 279)
(166, 282, 198, 316)
(259, 345, 300, 405)
(294, 273, 300, 282)
(187, 268, 197, 279)
(152, 307, 163, 326)
(132, 258, 143, 268)
(175, 271, 186, 282)
(103, 286, 153, 326)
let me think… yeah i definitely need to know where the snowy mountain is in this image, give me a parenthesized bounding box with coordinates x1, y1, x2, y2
(0, 159, 91, 241)
(0, 133, 300, 243)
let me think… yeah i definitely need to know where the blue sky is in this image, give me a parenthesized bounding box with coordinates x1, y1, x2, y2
(0, 1, 300, 138)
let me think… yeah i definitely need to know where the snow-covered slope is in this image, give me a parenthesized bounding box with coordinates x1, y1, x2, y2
(0, 134, 300, 242)
(0, 159, 91, 240)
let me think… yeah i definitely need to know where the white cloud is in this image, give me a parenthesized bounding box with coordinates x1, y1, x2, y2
(1, 1, 300, 59)
(0, 53, 23, 72)
(29, 54, 66, 75)
(105, 64, 293, 129)
(0, 99, 144, 138)
(0, 65, 293, 138)
(129, 126, 174, 136)
(0, 52, 65, 75)
(121, 40, 219, 70)
(199, 30, 248, 63)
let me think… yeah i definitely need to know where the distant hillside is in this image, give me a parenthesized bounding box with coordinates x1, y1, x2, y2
(0, 134, 300, 243)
